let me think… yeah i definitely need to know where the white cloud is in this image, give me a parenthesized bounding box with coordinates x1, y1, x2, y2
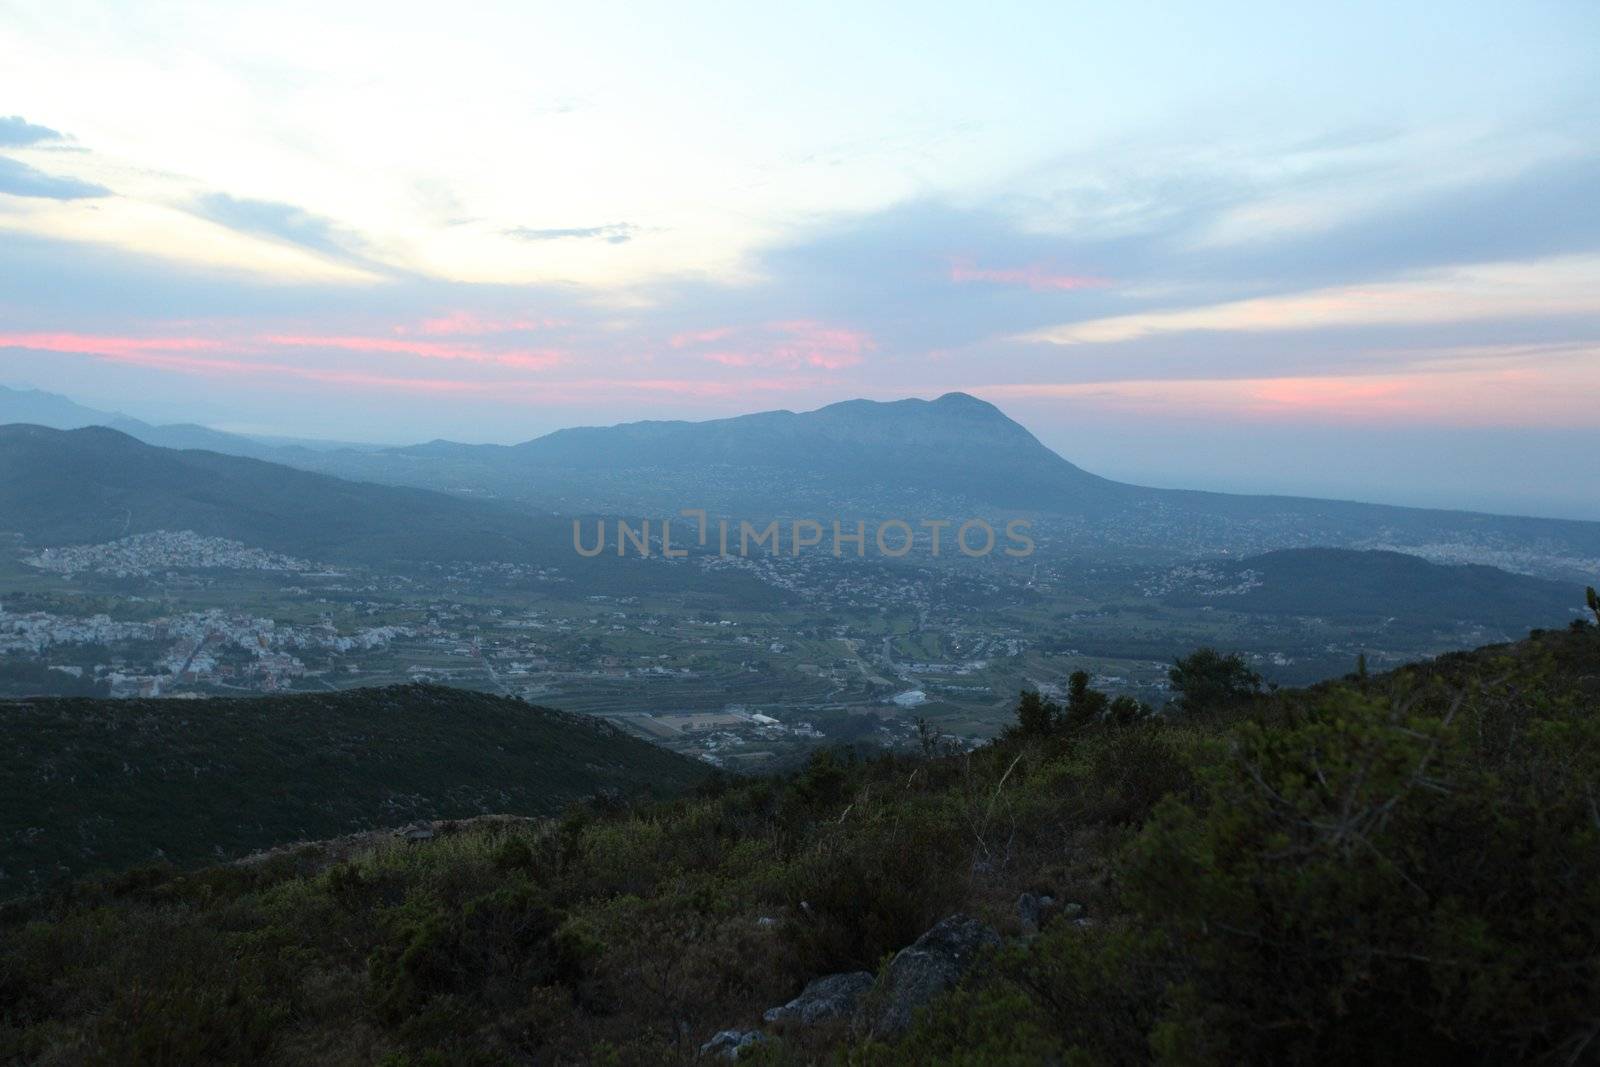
(1018, 256, 1600, 346)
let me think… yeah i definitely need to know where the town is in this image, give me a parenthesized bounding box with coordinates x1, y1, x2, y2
(0, 526, 1539, 765)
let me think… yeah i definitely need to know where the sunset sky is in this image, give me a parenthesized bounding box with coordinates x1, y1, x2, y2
(2, 1, 1598, 517)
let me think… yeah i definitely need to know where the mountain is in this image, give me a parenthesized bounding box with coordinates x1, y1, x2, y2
(0, 424, 787, 607)
(0, 385, 341, 461)
(0, 683, 711, 891)
(0, 424, 574, 564)
(0, 384, 127, 428)
(4, 627, 1596, 1062)
(503, 392, 1127, 508)
(275, 392, 1125, 513)
(101, 418, 291, 460)
(1161, 547, 1584, 627)
(276, 392, 1600, 578)
(7, 389, 1600, 577)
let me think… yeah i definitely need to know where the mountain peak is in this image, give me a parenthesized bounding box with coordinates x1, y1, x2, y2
(933, 390, 990, 408)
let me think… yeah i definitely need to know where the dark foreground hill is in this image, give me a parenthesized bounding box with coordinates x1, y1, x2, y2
(0, 684, 710, 891)
(2, 623, 1596, 1064)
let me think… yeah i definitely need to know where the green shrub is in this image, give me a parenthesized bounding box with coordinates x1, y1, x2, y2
(1121, 681, 1600, 1063)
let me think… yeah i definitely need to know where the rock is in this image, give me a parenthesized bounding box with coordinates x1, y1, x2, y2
(1017, 892, 1042, 934)
(864, 914, 1001, 1038)
(698, 1029, 766, 1060)
(764, 971, 874, 1026)
(1061, 901, 1085, 921)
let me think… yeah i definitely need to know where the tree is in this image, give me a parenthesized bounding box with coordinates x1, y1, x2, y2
(1066, 670, 1109, 728)
(1108, 694, 1147, 725)
(1167, 648, 1262, 714)
(1013, 688, 1059, 737)
(1587, 586, 1600, 626)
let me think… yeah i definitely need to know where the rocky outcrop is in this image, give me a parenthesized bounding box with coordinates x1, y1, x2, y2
(698, 1028, 766, 1060)
(764, 971, 874, 1026)
(862, 914, 1000, 1038)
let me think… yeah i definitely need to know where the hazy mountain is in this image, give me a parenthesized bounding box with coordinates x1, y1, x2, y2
(272, 392, 1600, 578)
(1161, 547, 1583, 628)
(0, 425, 791, 610)
(0, 384, 128, 428)
(282, 392, 1126, 512)
(0, 385, 353, 461)
(0, 424, 575, 564)
(0, 684, 711, 889)
(6, 389, 1600, 577)
(505, 392, 1126, 507)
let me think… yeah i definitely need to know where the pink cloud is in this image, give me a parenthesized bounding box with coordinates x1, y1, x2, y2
(1, 330, 564, 372)
(0, 332, 228, 357)
(948, 257, 1109, 292)
(6, 340, 496, 395)
(671, 320, 874, 370)
(669, 326, 737, 348)
(401, 312, 564, 336)
(975, 358, 1598, 428)
(262, 334, 564, 370)
(488, 375, 834, 403)
(2, 329, 831, 402)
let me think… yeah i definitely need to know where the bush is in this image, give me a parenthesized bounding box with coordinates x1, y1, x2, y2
(1167, 648, 1262, 714)
(781, 802, 969, 972)
(1121, 681, 1600, 1063)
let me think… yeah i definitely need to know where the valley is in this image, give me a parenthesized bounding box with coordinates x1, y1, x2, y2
(2, 516, 1582, 768)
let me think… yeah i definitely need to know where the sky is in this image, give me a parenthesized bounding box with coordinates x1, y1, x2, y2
(1, 1, 1598, 518)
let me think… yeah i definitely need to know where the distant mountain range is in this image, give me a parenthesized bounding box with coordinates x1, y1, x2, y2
(0, 423, 567, 563)
(0, 423, 788, 610)
(0, 385, 373, 459)
(3, 384, 1599, 579)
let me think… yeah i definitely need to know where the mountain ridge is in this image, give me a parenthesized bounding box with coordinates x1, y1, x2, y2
(0, 423, 571, 563)
(4, 388, 1599, 578)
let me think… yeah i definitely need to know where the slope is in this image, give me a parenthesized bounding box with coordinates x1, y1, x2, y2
(1160, 547, 1584, 626)
(0, 423, 572, 563)
(0, 683, 711, 891)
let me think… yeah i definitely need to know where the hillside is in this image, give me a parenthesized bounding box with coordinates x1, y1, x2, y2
(0, 385, 129, 429)
(269, 391, 1125, 516)
(502, 392, 1128, 510)
(8, 390, 1600, 577)
(257, 392, 1600, 577)
(2, 623, 1596, 1063)
(1162, 547, 1584, 627)
(0, 684, 711, 891)
(0, 424, 578, 564)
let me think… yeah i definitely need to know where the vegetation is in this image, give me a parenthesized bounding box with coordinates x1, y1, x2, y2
(1160, 547, 1585, 626)
(1, 627, 1597, 1064)
(0, 685, 711, 892)
(1166, 646, 1263, 713)
(0, 424, 578, 565)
